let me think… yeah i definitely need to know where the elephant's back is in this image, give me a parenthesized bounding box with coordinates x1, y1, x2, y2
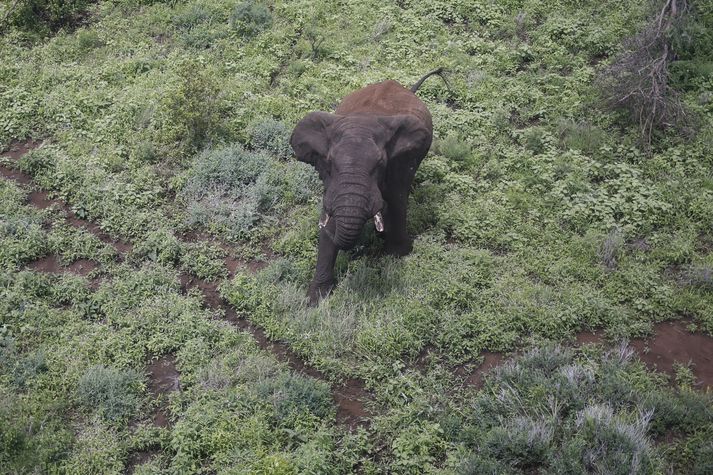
(336, 80, 432, 131)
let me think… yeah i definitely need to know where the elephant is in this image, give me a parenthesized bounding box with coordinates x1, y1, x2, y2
(290, 68, 445, 305)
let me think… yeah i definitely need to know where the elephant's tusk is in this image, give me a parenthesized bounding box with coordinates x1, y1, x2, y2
(319, 213, 330, 229)
(374, 212, 384, 232)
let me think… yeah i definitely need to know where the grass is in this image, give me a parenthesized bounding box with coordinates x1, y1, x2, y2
(1, 0, 713, 472)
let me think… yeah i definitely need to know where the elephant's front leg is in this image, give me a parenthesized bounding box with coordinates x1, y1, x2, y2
(383, 190, 412, 257)
(308, 224, 339, 306)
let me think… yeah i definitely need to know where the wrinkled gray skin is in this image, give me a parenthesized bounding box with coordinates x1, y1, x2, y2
(291, 73, 440, 305)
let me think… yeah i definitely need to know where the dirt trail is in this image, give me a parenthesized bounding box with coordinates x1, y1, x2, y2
(124, 354, 181, 473)
(27, 255, 99, 276)
(146, 354, 181, 428)
(576, 321, 713, 389)
(2, 141, 371, 430)
(0, 145, 132, 254)
(179, 273, 371, 429)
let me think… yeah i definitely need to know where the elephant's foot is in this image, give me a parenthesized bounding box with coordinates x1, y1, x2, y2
(308, 280, 334, 306)
(385, 238, 413, 257)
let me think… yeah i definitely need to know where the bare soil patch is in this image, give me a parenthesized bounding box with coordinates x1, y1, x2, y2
(27, 255, 99, 276)
(631, 320, 713, 390)
(461, 322, 713, 392)
(458, 351, 505, 389)
(146, 354, 180, 428)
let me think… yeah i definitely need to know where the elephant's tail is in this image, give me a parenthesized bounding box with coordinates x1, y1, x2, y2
(411, 67, 450, 93)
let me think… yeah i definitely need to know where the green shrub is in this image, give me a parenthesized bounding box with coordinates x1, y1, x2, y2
(230, 0, 272, 37)
(77, 365, 142, 422)
(248, 118, 293, 160)
(254, 372, 332, 421)
(391, 421, 446, 474)
(556, 119, 606, 154)
(2, 0, 92, 35)
(157, 60, 223, 159)
(455, 344, 713, 474)
(434, 133, 472, 163)
(0, 215, 48, 270)
(180, 144, 318, 238)
(179, 241, 227, 281)
(554, 404, 656, 474)
(131, 229, 182, 265)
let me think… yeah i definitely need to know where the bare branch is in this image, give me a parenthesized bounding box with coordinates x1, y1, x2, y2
(597, 0, 691, 150)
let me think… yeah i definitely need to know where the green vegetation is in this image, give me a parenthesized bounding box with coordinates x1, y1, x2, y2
(1, 0, 712, 472)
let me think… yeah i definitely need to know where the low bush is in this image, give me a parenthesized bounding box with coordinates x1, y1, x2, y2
(180, 144, 318, 238)
(1, 0, 92, 36)
(248, 118, 293, 160)
(230, 0, 272, 38)
(456, 344, 713, 474)
(77, 365, 143, 422)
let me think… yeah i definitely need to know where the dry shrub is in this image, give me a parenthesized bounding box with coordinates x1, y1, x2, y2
(598, 0, 693, 149)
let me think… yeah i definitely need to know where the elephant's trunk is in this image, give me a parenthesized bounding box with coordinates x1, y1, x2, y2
(329, 174, 371, 250)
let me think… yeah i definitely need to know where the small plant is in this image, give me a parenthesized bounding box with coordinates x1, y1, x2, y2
(248, 118, 293, 160)
(179, 241, 227, 281)
(1, 0, 92, 35)
(158, 59, 222, 158)
(230, 0, 272, 37)
(600, 227, 624, 270)
(556, 119, 606, 154)
(254, 372, 333, 421)
(77, 365, 142, 422)
(180, 144, 317, 238)
(435, 133, 472, 162)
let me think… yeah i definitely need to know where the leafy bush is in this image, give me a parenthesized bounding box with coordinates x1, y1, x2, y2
(254, 372, 332, 421)
(1, 0, 92, 35)
(156, 59, 223, 159)
(77, 365, 142, 422)
(131, 229, 182, 265)
(556, 119, 606, 154)
(179, 241, 227, 281)
(180, 144, 318, 238)
(248, 118, 293, 160)
(456, 344, 713, 474)
(230, 0, 272, 37)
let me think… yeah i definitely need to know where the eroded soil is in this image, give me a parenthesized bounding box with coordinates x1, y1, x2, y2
(146, 354, 181, 428)
(27, 255, 99, 276)
(631, 320, 713, 390)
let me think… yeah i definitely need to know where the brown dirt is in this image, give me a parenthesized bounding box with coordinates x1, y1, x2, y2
(575, 329, 605, 346)
(147, 354, 180, 396)
(461, 322, 713, 391)
(125, 356, 179, 473)
(458, 352, 506, 389)
(27, 255, 99, 276)
(630, 320, 713, 390)
(146, 354, 180, 429)
(125, 449, 159, 474)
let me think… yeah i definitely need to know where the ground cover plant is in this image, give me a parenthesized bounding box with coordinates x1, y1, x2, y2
(1, 0, 713, 472)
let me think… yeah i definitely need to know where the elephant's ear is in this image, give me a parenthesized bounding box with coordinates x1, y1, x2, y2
(290, 112, 337, 167)
(377, 115, 432, 162)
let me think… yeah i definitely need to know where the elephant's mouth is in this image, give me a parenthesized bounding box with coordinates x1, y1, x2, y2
(318, 211, 384, 234)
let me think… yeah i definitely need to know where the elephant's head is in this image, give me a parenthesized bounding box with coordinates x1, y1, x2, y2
(290, 112, 429, 250)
